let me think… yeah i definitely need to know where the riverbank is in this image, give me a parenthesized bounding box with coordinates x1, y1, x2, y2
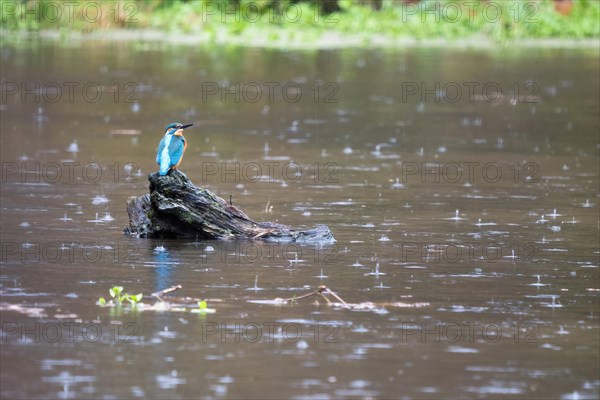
(1, 0, 599, 49)
(3, 29, 600, 50)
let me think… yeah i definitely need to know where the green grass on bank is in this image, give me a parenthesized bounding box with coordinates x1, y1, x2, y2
(1, 0, 599, 45)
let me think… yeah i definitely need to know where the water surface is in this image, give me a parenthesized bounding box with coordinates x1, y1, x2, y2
(1, 41, 599, 399)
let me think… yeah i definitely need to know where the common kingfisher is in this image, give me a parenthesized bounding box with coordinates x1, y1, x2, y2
(156, 122, 194, 176)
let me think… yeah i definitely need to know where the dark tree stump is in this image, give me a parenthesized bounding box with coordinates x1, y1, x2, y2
(125, 170, 335, 245)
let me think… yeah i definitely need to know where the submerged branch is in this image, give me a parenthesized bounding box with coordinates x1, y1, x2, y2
(280, 285, 349, 307)
(125, 170, 335, 245)
(268, 285, 428, 310)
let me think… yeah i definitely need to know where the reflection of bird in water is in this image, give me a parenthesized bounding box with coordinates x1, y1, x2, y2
(153, 247, 176, 292)
(156, 122, 194, 175)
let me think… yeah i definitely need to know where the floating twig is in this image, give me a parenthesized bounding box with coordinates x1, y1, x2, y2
(256, 285, 428, 311)
(152, 284, 182, 302)
(323, 286, 349, 307)
(280, 285, 348, 306)
(281, 286, 322, 302)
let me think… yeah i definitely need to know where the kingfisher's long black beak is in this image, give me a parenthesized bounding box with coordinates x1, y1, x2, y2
(181, 123, 194, 130)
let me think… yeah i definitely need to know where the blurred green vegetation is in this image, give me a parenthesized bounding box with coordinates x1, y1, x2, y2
(2, 0, 599, 45)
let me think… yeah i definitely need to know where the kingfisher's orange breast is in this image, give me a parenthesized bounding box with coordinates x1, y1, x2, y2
(175, 137, 187, 168)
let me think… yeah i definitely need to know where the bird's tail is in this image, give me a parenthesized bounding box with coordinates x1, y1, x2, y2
(159, 160, 170, 176)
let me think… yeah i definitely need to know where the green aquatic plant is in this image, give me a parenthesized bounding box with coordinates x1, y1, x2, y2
(126, 293, 144, 306)
(109, 285, 125, 304)
(96, 284, 215, 313)
(192, 300, 216, 314)
(97, 286, 143, 307)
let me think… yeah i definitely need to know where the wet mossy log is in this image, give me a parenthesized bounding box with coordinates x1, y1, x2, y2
(125, 170, 335, 245)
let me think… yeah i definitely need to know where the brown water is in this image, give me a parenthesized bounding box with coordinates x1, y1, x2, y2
(1, 41, 599, 399)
